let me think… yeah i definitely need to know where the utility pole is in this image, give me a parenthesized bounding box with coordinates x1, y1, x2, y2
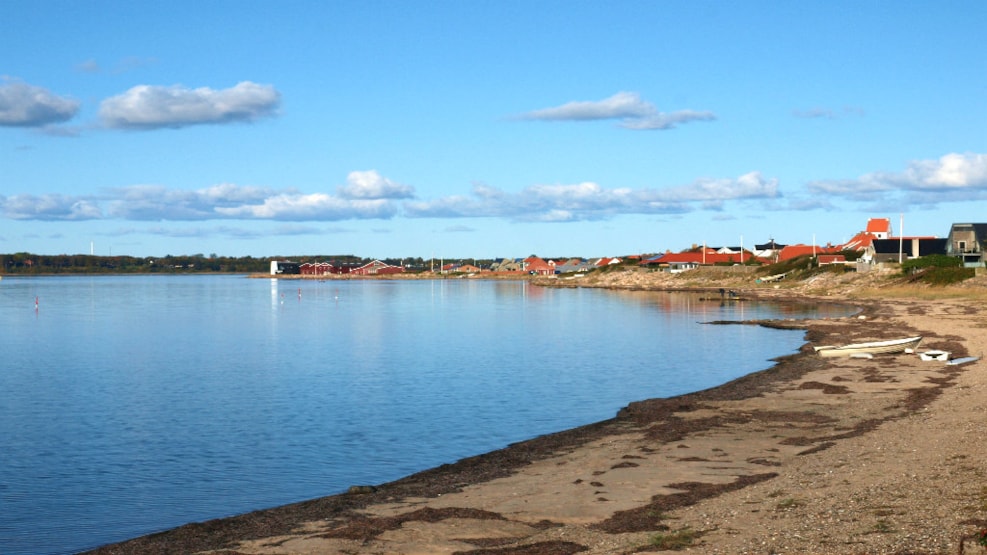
(898, 213, 904, 264)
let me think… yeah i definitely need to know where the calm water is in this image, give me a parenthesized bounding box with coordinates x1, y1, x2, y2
(0, 275, 847, 554)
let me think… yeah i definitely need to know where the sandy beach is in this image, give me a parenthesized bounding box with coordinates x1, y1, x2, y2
(87, 268, 987, 554)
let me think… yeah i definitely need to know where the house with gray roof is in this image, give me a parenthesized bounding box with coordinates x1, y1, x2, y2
(946, 223, 987, 266)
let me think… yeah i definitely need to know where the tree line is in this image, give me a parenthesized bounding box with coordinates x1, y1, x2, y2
(0, 253, 497, 275)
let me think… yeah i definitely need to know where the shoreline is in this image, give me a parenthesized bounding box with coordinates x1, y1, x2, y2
(85, 276, 987, 554)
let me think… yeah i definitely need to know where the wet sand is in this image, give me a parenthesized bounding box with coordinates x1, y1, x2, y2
(86, 272, 987, 554)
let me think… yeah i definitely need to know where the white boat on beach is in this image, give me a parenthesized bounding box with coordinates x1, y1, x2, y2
(756, 272, 788, 283)
(814, 336, 923, 358)
(919, 350, 951, 362)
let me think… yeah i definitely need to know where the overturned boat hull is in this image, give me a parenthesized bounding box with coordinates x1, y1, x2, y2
(814, 336, 923, 358)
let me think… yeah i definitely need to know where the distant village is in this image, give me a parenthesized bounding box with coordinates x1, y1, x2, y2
(271, 219, 987, 277)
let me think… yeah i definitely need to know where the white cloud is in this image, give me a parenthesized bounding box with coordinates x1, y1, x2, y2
(115, 223, 333, 241)
(657, 172, 780, 202)
(0, 194, 101, 220)
(517, 91, 715, 130)
(903, 152, 987, 189)
(404, 172, 774, 222)
(403, 181, 630, 221)
(108, 183, 275, 220)
(336, 170, 415, 199)
(806, 177, 889, 200)
(31, 154, 987, 227)
(2, 180, 407, 223)
(521, 91, 654, 121)
(99, 81, 281, 129)
(529, 209, 577, 223)
(215, 193, 396, 220)
(0, 79, 80, 127)
(106, 183, 400, 221)
(807, 152, 987, 205)
(619, 109, 716, 130)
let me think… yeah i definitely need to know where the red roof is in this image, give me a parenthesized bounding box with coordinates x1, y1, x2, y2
(352, 260, 403, 275)
(840, 231, 877, 251)
(777, 244, 841, 261)
(524, 256, 555, 274)
(643, 249, 768, 265)
(817, 254, 847, 264)
(866, 218, 891, 234)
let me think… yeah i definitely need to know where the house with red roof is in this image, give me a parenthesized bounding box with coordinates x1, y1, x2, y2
(840, 218, 894, 252)
(835, 217, 944, 263)
(776, 244, 841, 262)
(299, 261, 334, 275)
(841, 231, 878, 252)
(640, 248, 767, 272)
(351, 260, 404, 275)
(866, 217, 892, 239)
(524, 256, 556, 275)
(592, 257, 622, 267)
(817, 254, 848, 265)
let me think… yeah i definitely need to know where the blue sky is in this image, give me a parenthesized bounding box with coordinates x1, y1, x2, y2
(2, 1, 985, 259)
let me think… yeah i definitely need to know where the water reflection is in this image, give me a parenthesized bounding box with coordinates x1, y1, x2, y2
(0, 276, 845, 555)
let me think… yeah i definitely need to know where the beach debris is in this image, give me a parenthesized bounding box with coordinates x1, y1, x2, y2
(347, 485, 378, 494)
(946, 356, 980, 366)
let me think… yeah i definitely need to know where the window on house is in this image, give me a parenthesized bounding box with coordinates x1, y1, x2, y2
(958, 241, 967, 252)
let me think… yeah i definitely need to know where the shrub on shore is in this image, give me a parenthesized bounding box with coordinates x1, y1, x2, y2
(901, 254, 974, 286)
